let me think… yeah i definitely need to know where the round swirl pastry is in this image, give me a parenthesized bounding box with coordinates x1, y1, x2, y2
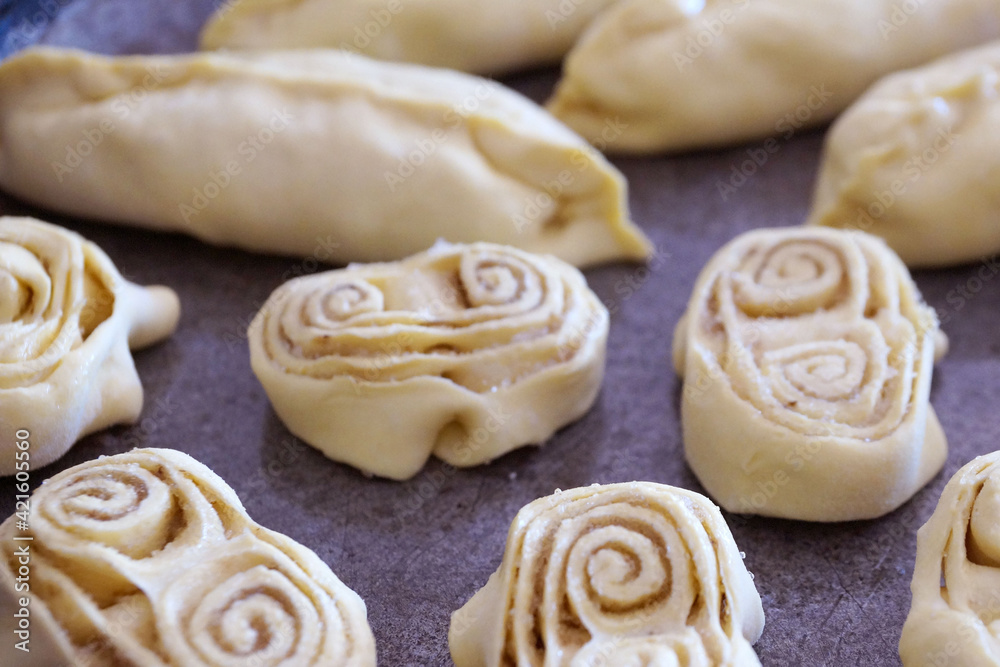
(900, 452, 1000, 666)
(248, 241, 609, 480)
(672, 227, 947, 522)
(449, 482, 765, 666)
(0, 216, 179, 475)
(0, 448, 376, 666)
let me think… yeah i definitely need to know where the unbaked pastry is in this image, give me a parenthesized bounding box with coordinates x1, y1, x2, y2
(548, 0, 1000, 153)
(0, 447, 376, 666)
(248, 241, 607, 480)
(200, 0, 620, 76)
(900, 452, 1000, 666)
(809, 41, 1000, 267)
(0, 47, 651, 268)
(449, 482, 765, 666)
(672, 227, 947, 522)
(0, 216, 178, 476)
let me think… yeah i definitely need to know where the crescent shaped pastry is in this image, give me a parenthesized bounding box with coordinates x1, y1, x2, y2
(0, 448, 376, 666)
(809, 41, 1000, 267)
(0, 216, 179, 476)
(200, 0, 620, 76)
(0, 47, 651, 268)
(900, 452, 1000, 666)
(547, 0, 1000, 154)
(449, 482, 765, 667)
(672, 227, 947, 522)
(248, 241, 608, 480)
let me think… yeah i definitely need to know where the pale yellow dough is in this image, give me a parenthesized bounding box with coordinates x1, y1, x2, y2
(0, 216, 178, 476)
(900, 452, 1000, 666)
(449, 482, 765, 666)
(673, 227, 947, 522)
(248, 241, 608, 480)
(0, 47, 651, 268)
(809, 41, 1000, 267)
(200, 0, 620, 76)
(548, 0, 1000, 154)
(0, 448, 376, 666)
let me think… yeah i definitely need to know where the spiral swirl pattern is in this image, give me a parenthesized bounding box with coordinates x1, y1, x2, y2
(0, 216, 180, 474)
(449, 482, 764, 667)
(673, 227, 946, 521)
(901, 452, 1000, 666)
(249, 241, 609, 480)
(0, 448, 376, 666)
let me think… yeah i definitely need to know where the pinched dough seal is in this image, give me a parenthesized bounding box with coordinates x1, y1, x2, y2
(449, 482, 765, 666)
(0, 47, 651, 268)
(900, 451, 1000, 666)
(248, 241, 608, 480)
(673, 227, 947, 521)
(0, 448, 376, 666)
(200, 0, 620, 76)
(810, 41, 1000, 267)
(0, 216, 178, 475)
(548, 0, 1000, 153)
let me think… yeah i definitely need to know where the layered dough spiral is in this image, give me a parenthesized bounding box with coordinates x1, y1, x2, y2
(673, 228, 947, 521)
(449, 482, 765, 666)
(0, 47, 651, 268)
(900, 452, 1000, 666)
(809, 41, 1000, 267)
(248, 241, 608, 480)
(200, 0, 620, 76)
(548, 0, 1000, 153)
(0, 216, 178, 475)
(0, 448, 376, 666)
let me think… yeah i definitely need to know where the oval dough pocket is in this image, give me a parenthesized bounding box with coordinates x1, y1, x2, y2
(0, 47, 651, 268)
(809, 41, 1000, 267)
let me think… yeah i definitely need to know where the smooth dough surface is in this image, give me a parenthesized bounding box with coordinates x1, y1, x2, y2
(449, 482, 765, 666)
(900, 451, 1000, 666)
(672, 227, 947, 521)
(548, 0, 1000, 153)
(0, 47, 651, 268)
(809, 41, 1000, 267)
(0, 216, 178, 476)
(249, 241, 608, 480)
(0, 447, 376, 666)
(200, 0, 620, 76)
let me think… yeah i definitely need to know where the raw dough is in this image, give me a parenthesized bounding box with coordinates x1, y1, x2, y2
(809, 41, 1000, 267)
(673, 227, 947, 521)
(449, 482, 765, 666)
(900, 451, 1000, 666)
(0, 216, 178, 476)
(248, 241, 608, 480)
(548, 0, 1000, 153)
(0, 448, 376, 666)
(0, 47, 651, 268)
(200, 0, 620, 76)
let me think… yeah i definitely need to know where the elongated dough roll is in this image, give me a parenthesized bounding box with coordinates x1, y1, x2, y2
(900, 452, 1000, 666)
(0, 216, 178, 476)
(548, 0, 1000, 153)
(200, 0, 620, 76)
(809, 41, 1000, 267)
(0, 47, 651, 268)
(449, 482, 765, 667)
(0, 448, 376, 666)
(248, 241, 608, 480)
(673, 227, 947, 521)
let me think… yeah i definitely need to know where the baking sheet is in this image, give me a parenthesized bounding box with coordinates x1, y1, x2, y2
(1, 2, 999, 664)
